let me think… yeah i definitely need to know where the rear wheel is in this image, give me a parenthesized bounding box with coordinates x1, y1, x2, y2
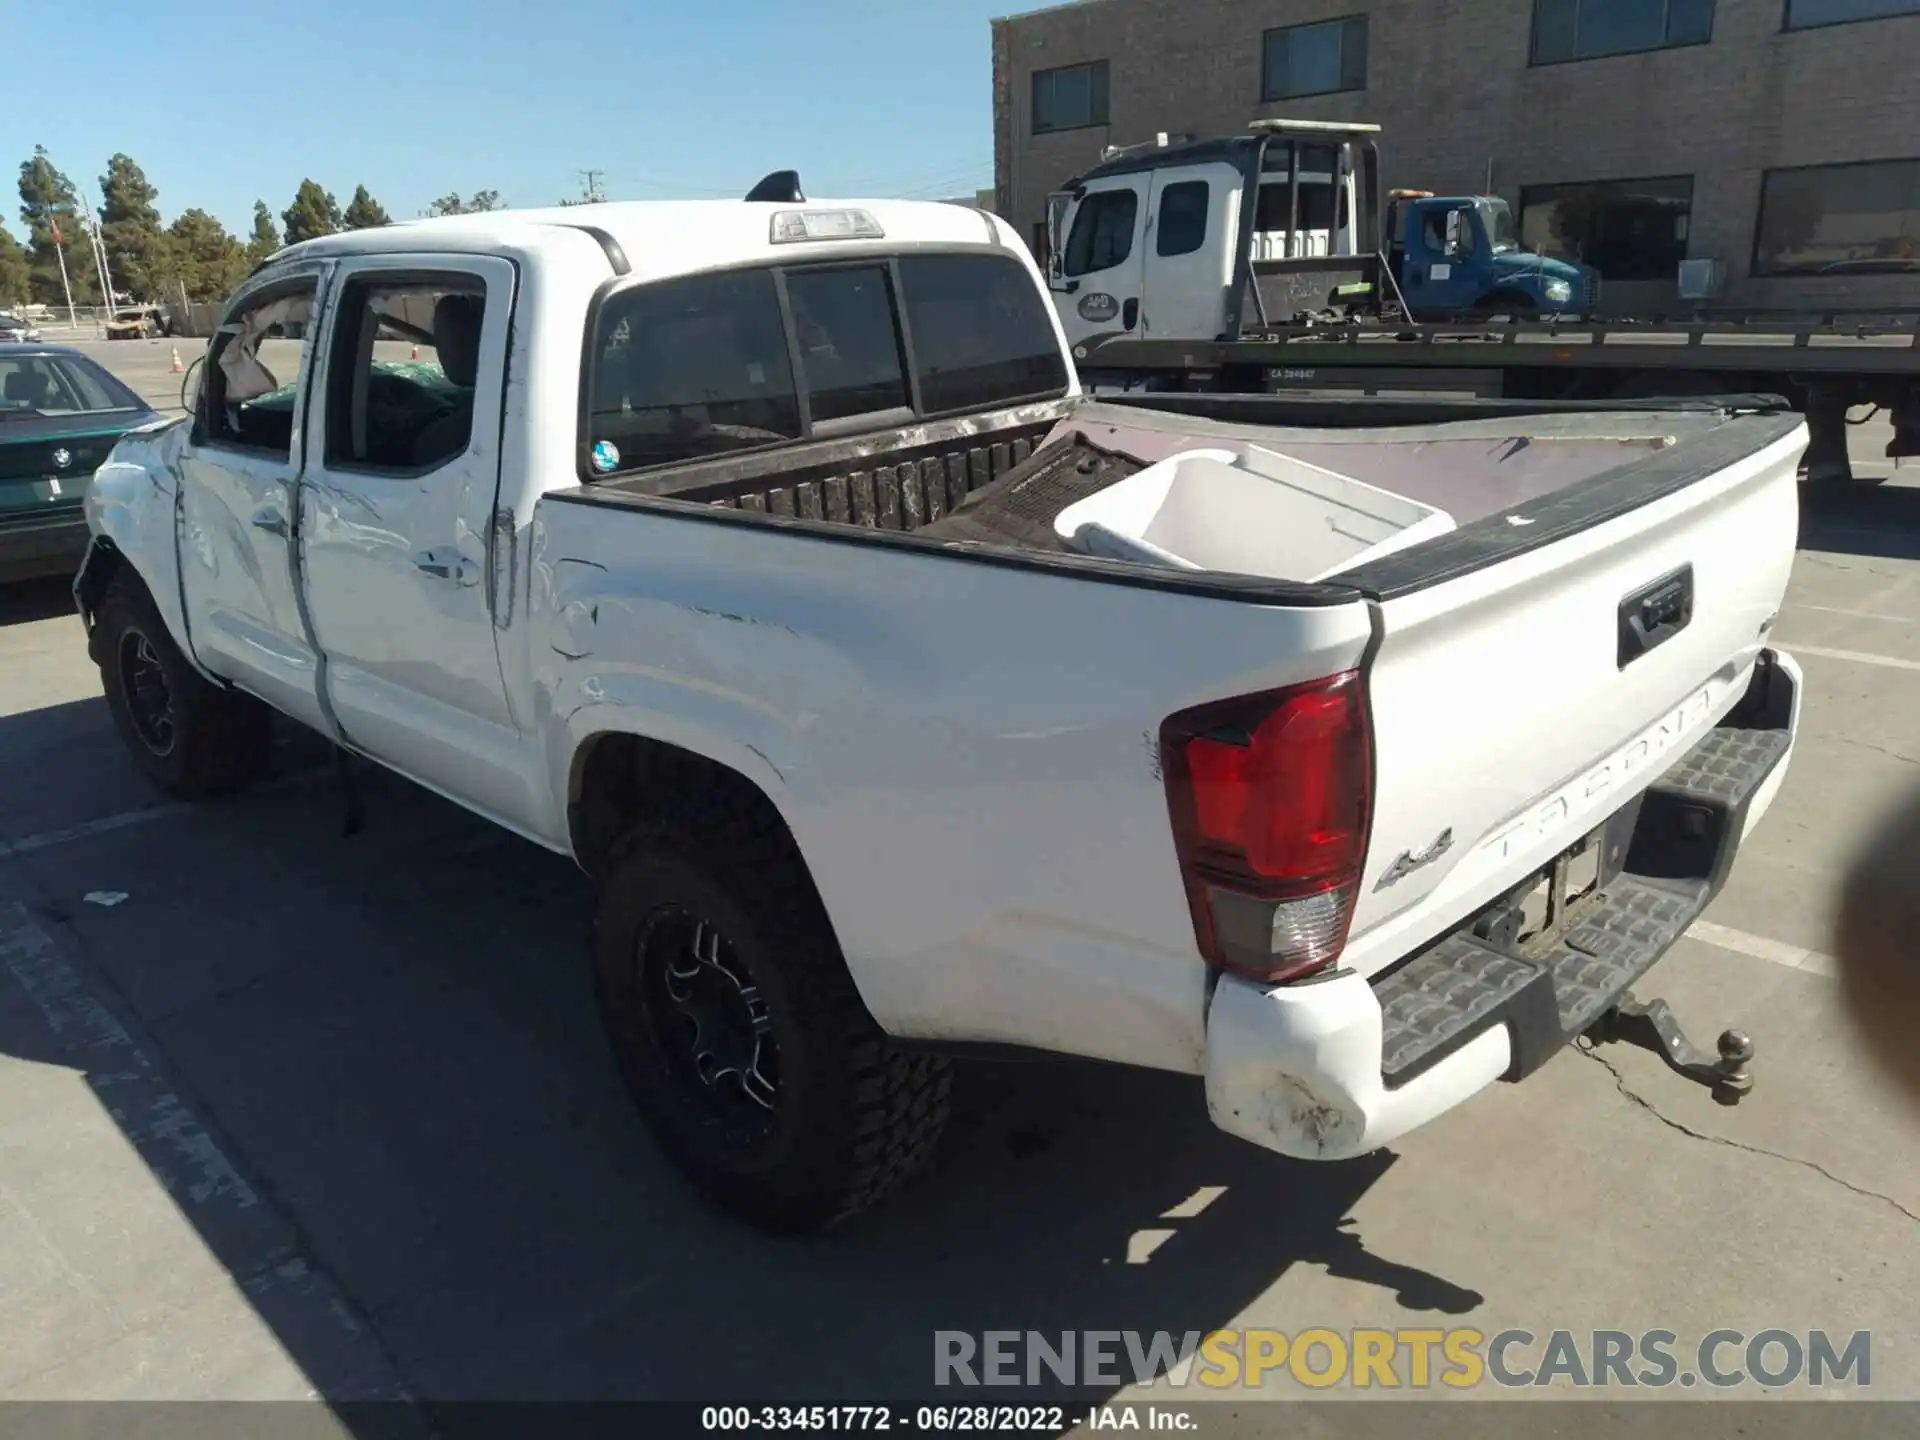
(94, 572, 271, 797)
(593, 800, 951, 1233)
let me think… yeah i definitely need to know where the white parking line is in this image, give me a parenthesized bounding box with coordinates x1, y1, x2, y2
(1786, 643, 1920, 674)
(0, 764, 317, 860)
(0, 802, 198, 858)
(1788, 603, 1916, 625)
(0, 902, 417, 1402)
(0, 902, 263, 1209)
(1686, 919, 1838, 979)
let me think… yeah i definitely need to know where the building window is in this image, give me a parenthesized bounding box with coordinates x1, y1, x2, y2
(1519, 176, 1693, 280)
(1753, 159, 1920, 276)
(1785, 0, 1920, 28)
(1531, 0, 1714, 63)
(1064, 188, 1139, 276)
(1155, 181, 1210, 257)
(1032, 61, 1109, 134)
(1262, 17, 1368, 100)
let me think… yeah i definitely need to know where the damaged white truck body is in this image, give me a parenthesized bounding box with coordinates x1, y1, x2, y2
(77, 186, 1805, 1230)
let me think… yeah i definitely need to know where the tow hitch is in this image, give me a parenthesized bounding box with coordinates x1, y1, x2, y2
(1587, 994, 1754, 1105)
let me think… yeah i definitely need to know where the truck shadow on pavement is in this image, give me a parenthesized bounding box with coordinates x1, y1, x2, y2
(0, 576, 79, 628)
(1799, 479, 1920, 562)
(0, 682, 1482, 1420)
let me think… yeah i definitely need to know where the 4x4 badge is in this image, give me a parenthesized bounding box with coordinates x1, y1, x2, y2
(1375, 828, 1454, 890)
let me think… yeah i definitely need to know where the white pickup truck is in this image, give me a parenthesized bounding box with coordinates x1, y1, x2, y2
(78, 186, 1806, 1232)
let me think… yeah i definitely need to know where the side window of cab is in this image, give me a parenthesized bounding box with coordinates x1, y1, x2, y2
(196, 281, 320, 457)
(1063, 186, 1140, 277)
(322, 275, 488, 474)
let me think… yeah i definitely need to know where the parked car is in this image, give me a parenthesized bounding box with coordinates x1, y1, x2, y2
(1, 344, 163, 582)
(79, 192, 1806, 1231)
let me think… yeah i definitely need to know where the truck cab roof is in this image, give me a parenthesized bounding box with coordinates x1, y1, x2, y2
(1067, 120, 1382, 189)
(261, 197, 1011, 285)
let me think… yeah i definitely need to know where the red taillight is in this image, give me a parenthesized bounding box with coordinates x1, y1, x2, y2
(1162, 672, 1373, 983)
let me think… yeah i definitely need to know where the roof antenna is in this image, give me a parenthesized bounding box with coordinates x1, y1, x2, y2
(745, 170, 806, 204)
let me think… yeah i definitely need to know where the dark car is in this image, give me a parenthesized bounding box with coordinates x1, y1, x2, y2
(0, 312, 44, 344)
(1, 344, 163, 583)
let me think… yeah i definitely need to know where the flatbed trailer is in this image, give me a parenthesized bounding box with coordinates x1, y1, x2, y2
(1077, 306, 1920, 485)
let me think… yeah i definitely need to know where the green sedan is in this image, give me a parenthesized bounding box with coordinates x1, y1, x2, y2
(1, 344, 164, 584)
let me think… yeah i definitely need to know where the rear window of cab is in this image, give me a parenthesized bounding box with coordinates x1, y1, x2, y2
(581, 251, 1068, 479)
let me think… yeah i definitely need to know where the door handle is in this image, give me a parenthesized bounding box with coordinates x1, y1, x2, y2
(250, 506, 288, 537)
(414, 549, 480, 586)
(1121, 297, 1139, 330)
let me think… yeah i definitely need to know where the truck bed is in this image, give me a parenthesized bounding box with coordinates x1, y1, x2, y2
(571, 392, 1793, 590)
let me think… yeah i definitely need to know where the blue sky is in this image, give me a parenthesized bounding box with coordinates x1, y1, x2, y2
(11, 0, 1014, 236)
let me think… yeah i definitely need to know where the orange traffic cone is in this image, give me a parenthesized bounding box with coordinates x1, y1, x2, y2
(169, 346, 184, 374)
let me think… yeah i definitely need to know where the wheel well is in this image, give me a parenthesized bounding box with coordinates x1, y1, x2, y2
(567, 732, 806, 882)
(74, 538, 127, 632)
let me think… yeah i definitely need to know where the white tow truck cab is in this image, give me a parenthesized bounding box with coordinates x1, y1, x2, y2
(1046, 118, 1378, 351)
(76, 174, 1804, 1231)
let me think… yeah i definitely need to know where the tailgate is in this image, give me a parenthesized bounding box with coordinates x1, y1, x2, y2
(1340, 413, 1806, 976)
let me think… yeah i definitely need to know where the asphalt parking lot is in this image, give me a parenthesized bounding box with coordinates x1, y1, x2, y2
(2, 338, 1917, 1431)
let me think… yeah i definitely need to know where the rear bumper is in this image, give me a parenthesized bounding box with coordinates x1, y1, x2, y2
(1203, 649, 1801, 1161)
(0, 509, 89, 584)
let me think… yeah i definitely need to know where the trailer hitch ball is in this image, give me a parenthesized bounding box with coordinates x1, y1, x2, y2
(1589, 994, 1756, 1105)
(1716, 1028, 1755, 1099)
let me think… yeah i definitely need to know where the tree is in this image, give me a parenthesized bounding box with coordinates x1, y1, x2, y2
(17, 144, 95, 304)
(97, 153, 166, 300)
(422, 189, 504, 217)
(99, 153, 160, 228)
(342, 184, 391, 230)
(245, 200, 280, 265)
(163, 209, 248, 302)
(0, 221, 29, 308)
(282, 179, 341, 245)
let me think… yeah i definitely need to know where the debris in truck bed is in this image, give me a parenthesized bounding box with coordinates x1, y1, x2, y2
(918, 433, 1145, 552)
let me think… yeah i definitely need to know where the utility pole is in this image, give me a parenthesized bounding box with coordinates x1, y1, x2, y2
(78, 194, 118, 312)
(46, 215, 76, 326)
(578, 169, 605, 204)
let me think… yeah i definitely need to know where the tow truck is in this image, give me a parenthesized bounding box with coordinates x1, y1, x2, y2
(1046, 119, 1918, 485)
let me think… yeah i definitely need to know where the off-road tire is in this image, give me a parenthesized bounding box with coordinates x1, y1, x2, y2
(94, 571, 272, 798)
(594, 796, 951, 1233)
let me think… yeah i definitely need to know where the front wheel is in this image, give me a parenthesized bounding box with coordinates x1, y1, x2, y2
(94, 571, 272, 798)
(594, 806, 951, 1233)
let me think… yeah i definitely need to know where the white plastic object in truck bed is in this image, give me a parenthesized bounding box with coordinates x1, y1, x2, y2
(1052, 444, 1457, 582)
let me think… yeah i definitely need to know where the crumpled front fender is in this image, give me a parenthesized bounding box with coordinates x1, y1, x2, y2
(78, 418, 211, 680)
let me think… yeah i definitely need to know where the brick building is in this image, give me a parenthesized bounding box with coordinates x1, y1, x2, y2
(991, 0, 1920, 311)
